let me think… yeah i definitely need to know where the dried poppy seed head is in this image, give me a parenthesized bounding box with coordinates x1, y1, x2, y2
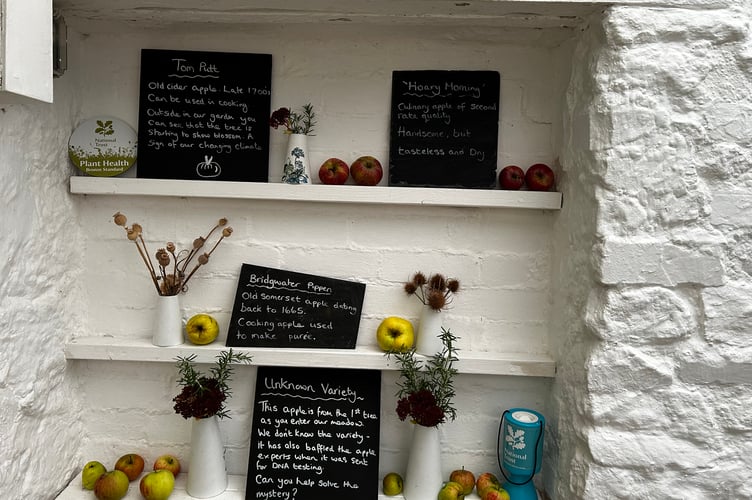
(156, 248, 170, 267)
(222, 227, 233, 238)
(218, 218, 228, 226)
(166, 242, 176, 253)
(198, 253, 209, 265)
(126, 227, 139, 241)
(193, 237, 205, 249)
(113, 212, 127, 226)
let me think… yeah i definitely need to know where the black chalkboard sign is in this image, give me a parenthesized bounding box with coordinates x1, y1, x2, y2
(389, 70, 500, 188)
(246, 366, 380, 500)
(226, 264, 366, 349)
(136, 48, 272, 182)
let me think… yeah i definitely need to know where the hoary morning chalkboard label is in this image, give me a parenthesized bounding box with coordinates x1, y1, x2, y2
(226, 264, 366, 349)
(136, 49, 272, 182)
(246, 366, 380, 500)
(389, 70, 500, 188)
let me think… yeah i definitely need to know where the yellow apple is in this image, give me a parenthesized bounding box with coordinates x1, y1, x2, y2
(376, 316, 414, 352)
(438, 481, 465, 500)
(185, 313, 219, 345)
(382, 472, 404, 496)
(94, 470, 130, 500)
(139, 470, 175, 500)
(81, 460, 107, 490)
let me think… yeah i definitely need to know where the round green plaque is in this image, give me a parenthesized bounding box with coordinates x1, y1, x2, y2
(68, 117, 137, 176)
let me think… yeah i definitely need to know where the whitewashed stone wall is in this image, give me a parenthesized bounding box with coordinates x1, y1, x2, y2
(0, 87, 85, 495)
(551, 3, 752, 498)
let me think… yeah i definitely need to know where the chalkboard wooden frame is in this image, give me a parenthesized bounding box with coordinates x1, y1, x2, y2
(389, 70, 501, 188)
(226, 264, 366, 349)
(246, 366, 381, 500)
(136, 48, 272, 182)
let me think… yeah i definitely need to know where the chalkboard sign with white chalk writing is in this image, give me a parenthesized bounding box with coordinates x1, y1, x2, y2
(136, 48, 272, 182)
(226, 264, 366, 349)
(389, 70, 500, 188)
(246, 366, 380, 500)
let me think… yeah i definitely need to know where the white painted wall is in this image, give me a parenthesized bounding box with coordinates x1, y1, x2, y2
(3, 2, 751, 499)
(64, 19, 562, 490)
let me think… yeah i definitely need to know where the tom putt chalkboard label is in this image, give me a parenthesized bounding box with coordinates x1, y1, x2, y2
(136, 48, 272, 182)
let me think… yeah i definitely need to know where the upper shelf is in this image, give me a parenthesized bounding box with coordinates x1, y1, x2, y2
(69, 177, 563, 210)
(65, 336, 556, 378)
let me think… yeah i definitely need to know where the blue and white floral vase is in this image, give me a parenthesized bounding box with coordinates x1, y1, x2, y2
(281, 133, 310, 184)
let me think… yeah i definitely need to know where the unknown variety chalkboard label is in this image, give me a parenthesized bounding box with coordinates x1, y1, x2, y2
(389, 70, 500, 188)
(226, 264, 366, 349)
(136, 48, 272, 182)
(246, 366, 380, 500)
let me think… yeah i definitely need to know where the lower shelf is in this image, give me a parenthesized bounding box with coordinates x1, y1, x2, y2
(56, 473, 485, 499)
(64, 336, 556, 378)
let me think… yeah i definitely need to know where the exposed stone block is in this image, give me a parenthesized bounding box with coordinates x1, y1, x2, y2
(710, 192, 752, 228)
(599, 240, 724, 286)
(588, 345, 674, 393)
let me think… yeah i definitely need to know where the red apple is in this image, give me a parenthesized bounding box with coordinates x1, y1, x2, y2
(94, 470, 130, 500)
(476, 472, 501, 499)
(318, 157, 349, 185)
(483, 486, 511, 500)
(449, 467, 476, 496)
(114, 453, 144, 482)
(350, 155, 383, 186)
(525, 163, 555, 191)
(498, 165, 525, 190)
(153, 454, 180, 476)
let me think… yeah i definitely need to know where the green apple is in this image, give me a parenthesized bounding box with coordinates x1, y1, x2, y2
(81, 461, 107, 490)
(382, 471, 404, 496)
(438, 481, 465, 500)
(94, 470, 129, 500)
(139, 469, 175, 500)
(376, 316, 414, 352)
(449, 467, 475, 496)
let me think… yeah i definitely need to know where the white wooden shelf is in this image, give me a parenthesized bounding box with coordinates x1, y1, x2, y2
(64, 336, 556, 378)
(57, 473, 486, 499)
(69, 177, 562, 210)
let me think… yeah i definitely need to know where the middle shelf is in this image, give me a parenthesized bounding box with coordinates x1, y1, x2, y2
(64, 336, 556, 378)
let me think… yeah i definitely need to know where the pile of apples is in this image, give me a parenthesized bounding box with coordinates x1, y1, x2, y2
(318, 155, 383, 185)
(81, 453, 180, 500)
(498, 163, 555, 191)
(439, 469, 510, 500)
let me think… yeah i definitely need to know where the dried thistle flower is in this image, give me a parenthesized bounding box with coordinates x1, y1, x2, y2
(404, 271, 460, 311)
(113, 212, 232, 296)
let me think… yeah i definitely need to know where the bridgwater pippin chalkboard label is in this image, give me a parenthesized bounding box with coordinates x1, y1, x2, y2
(389, 70, 500, 188)
(246, 366, 380, 500)
(136, 48, 272, 182)
(226, 264, 366, 349)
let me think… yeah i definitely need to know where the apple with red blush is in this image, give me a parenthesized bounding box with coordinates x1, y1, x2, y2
(498, 165, 525, 190)
(350, 155, 383, 186)
(525, 163, 555, 191)
(318, 157, 349, 185)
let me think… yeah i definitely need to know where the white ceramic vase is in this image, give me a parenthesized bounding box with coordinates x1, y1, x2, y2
(281, 133, 311, 184)
(415, 306, 444, 356)
(403, 424, 443, 500)
(152, 294, 183, 347)
(186, 415, 228, 498)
